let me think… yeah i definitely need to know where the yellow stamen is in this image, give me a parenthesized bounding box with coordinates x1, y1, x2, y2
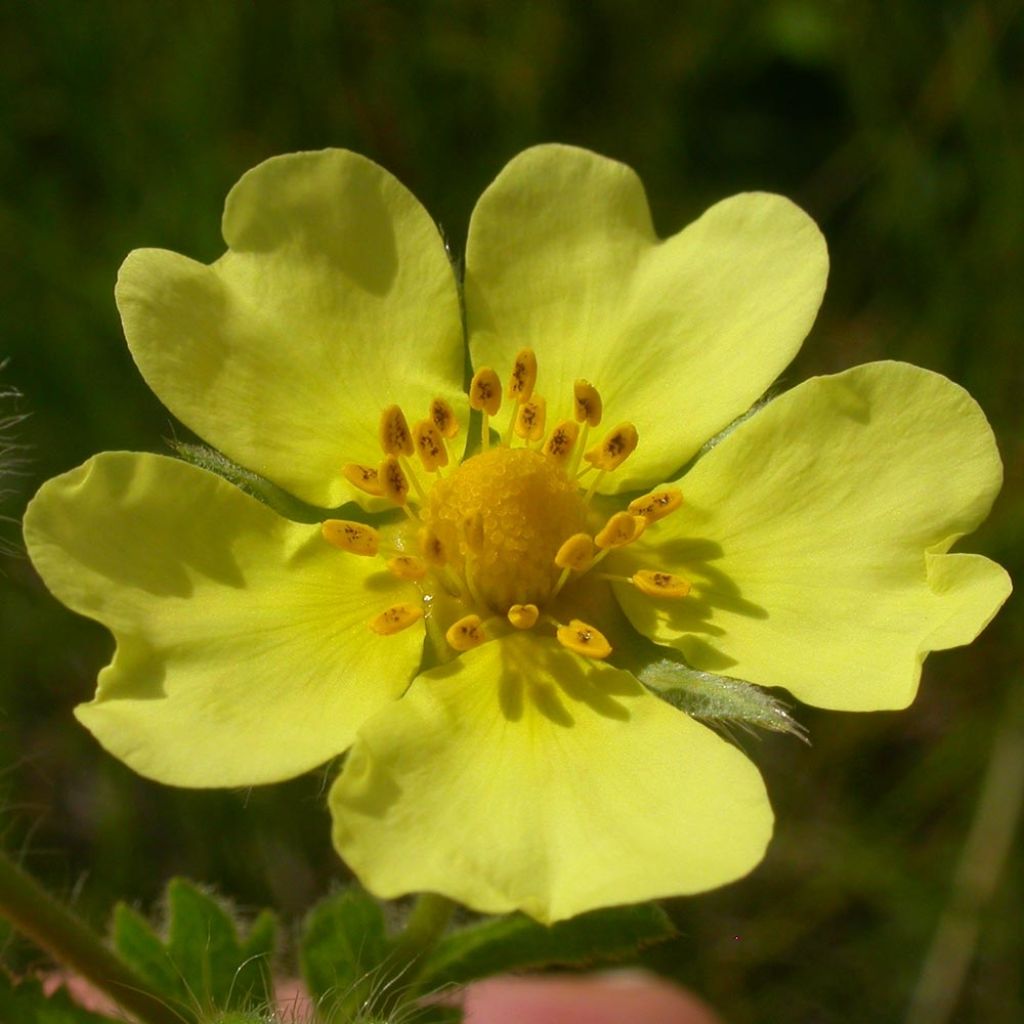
(514, 396, 547, 443)
(342, 463, 385, 497)
(418, 525, 447, 566)
(470, 367, 502, 416)
(446, 614, 486, 651)
(584, 422, 639, 472)
(554, 532, 595, 571)
(368, 603, 423, 636)
(573, 380, 603, 427)
(321, 519, 380, 556)
(379, 405, 414, 456)
(387, 554, 428, 581)
(628, 487, 684, 523)
(595, 511, 646, 550)
(543, 420, 579, 464)
(555, 618, 612, 659)
(379, 455, 410, 506)
(429, 397, 459, 439)
(632, 570, 692, 599)
(470, 367, 502, 451)
(507, 347, 538, 403)
(413, 419, 449, 472)
(507, 603, 539, 629)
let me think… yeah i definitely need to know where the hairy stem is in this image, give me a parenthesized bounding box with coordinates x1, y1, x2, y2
(0, 850, 187, 1024)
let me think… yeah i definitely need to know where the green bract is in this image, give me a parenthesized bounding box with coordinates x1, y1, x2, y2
(23, 146, 1011, 923)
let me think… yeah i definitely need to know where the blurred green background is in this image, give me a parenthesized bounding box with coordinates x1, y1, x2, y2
(1, 2, 1021, 1022)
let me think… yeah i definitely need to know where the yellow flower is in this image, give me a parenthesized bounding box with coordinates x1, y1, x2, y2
(24, 147, 1010, 923)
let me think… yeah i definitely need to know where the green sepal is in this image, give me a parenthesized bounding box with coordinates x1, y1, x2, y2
(417, 903, 677, 991)
(639, 658, 808, 741)
(112, 878, 276, 1017)
(299, 886, 392, 1021)
(0, 972, 118, 1024)
(170, 441, 352, 525)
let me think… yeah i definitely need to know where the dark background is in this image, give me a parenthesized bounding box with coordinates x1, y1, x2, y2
(1, 3, 1021, 1022)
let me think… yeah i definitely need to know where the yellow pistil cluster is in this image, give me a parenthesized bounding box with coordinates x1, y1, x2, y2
(322, 350, 688, 661)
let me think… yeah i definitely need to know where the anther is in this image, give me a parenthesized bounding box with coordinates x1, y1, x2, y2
(342, 463, 385, 497)
(584, 422, 639, 472)
(368, 603, 423, 636)
(418, 525, 447, 566)
(446, 614, 486, 652)
(543, 420, 579, 463)
(595, 511, 646, 550)
(413, 419, 448, 472)
(469, 368, 502, 416)
(429, 397, 459, 439)
(321, 519, 380, 557)
(508, 604, 539, 630)
(554, 532, 595, 572)
(507, 348, 538, 403)
(555, 618, 612, 660)
(379, 405, 414, 456)
(387, 554, 429, 581)
(628, 487, 683, 524)
(379, 455, 410, 506)
(573, 380, 603, 427)
(632, 570, 691, 599)
(514, 396, 547, 442)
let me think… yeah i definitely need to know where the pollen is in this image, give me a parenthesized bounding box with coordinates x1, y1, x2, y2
(342, 463, 384, 497)
(594, 511, 645, 550)
(628, 487, 683, 523)
(321, 519, 380, 556)
(544, 420, 579, 463)
(368, 602, 423, 635)
(508, 603, 539, 629)
(429, 397, 459, 439)
(584, 422, 639, 471)
(379, 405, 414, 456)
(573, 380, 603, 427)
(507, 348, 538, 403)
(387, 554, 428, 581)
(413, 419, 448, 471)
(556, 618, 612, 659)
(514, 397, 547, 442)
(632, 570, 691, 599)
(470, 367, 502, 416)
(425, 446, 587, 611)
(379, 455, 410, 505)
(446, 614, 486, 651)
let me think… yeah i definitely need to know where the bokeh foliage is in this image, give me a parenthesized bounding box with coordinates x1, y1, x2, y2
(1, 2, 1021, 1022)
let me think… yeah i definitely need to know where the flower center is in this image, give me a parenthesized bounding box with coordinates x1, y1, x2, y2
(322, 348, 690, 661)
(425, 447, 588, 612)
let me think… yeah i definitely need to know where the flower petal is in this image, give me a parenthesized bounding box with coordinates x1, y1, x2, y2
(614, 362, 1011, 711)
(23, 452, 424, 786)
(117, 150, 465, 509)
(465, 144, 827, 491)
(329, 634, 772, 923)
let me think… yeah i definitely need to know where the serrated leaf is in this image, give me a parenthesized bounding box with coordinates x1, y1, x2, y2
(417, 904, 676, 991)
(112, 902, 189, 1007)
(300, 886, 392, 1021)
(639, 658, 808, 741)
(112, 879, 276, 1017)
(0, 972, 118, 1024)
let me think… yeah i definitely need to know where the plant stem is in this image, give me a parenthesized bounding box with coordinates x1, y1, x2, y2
(381, 892, 456, 1007)
(0, 850, 186, 1024)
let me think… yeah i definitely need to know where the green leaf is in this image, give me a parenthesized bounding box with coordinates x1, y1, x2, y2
(0, 972, 118, 1024)
(171, 442, 347, 524)
(417, 903, 676, 991)
(639, 658, 809, 741)
(112, 878, 276, 1017)
(300, 886, 392, 1020)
